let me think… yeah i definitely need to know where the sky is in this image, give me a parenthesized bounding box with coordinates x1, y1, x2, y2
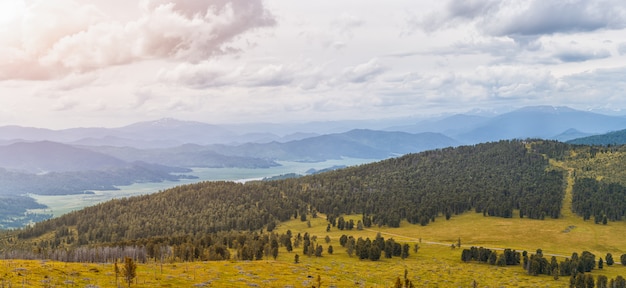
(1, 0, 626, 129)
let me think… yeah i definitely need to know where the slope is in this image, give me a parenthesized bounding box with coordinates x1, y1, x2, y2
(0, 141, 127, 173)
(12, 140, 562, 245)
(567, 128, 626, 146)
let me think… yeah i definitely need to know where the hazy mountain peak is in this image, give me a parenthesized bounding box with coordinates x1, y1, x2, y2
(514, 105, 577, 114)
(127, 118, 208, 129)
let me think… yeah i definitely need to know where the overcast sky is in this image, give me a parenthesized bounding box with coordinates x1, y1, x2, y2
(1, 0, 626, 129)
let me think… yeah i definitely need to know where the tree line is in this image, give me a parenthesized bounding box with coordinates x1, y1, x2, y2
(462, 247, 626, 287)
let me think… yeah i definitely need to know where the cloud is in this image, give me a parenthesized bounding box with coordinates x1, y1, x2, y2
(157, 61, 296, 88)
(387, 65, 558, 106)
(554, 47, 611, 63)
(332, 13, 364, 36)
(158, 58, 333, 90)
(0, 0, 275, 80)
(340, 58, 386, 84)
(619, 43, 626, 55)
(554, 66, 626, 107)
(490, 1, 623, 37)
(418, 0, 626, 39)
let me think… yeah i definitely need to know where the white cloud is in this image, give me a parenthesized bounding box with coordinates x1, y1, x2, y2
(340, 58, 386, 84)
(0, 0, 275, 80)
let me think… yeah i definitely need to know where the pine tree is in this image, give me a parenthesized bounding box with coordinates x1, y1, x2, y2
(597, 275, 608, 288)
(401, 243, 410, 259)
(552, 267, 559, 280)
(606, 253, 614, 266)
(122, 257, 137, 288)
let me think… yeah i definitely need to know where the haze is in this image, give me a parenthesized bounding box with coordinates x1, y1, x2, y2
(1, 0, 626, 129)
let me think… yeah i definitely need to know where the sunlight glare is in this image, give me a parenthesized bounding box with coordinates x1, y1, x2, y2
(0, 0, 26, 24)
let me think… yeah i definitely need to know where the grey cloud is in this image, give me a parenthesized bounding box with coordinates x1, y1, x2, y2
(491, 0, 625, 37)
(619, 43, 626, 55)
(554, 48, 611, 63)
(419, 0, 626, 38)
(446, 0, 499, 20)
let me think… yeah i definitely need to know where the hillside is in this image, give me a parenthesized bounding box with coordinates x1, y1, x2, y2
(0, 141, 199, 229)
(10, 140, 562, 246)
(0, 141, 127, 173)
(567, 128, 626, 146)
(5, 140, 626, 286)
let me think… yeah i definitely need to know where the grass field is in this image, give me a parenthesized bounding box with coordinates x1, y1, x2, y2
(2, 209, 626, 287)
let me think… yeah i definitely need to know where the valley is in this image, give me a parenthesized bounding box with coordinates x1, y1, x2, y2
(3, 109, 626, 287)
(3, 0, 626, 286)
(28, 158, 377, 218)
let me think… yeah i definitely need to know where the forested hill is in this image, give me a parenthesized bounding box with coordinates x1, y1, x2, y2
(567, 128, 626, 146)
(14, 140, 564, 247)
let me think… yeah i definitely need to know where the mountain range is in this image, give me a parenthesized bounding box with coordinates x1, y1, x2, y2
(0, 105, 624, 188)
(2, 105, 626, 229)
(1, 106, 624, 150)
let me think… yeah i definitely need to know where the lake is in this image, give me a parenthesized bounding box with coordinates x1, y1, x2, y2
(30, 158, 378, 218)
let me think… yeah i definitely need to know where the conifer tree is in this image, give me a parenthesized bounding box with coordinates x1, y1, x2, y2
(122, 257, 137, 288)
(606, 253, 614, 266)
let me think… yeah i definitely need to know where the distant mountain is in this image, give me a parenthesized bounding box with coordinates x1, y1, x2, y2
(84, 130, 456, 165)
(553, 129, 594, 142)
(456, 106, 626, 144)
(115, 118, 237, 145)
(82, 144, 280, 168)
(0, 118, 241, 148)
(566, 129, 626, 146)
(0, 141, 127, 173)
(0, 119, 354, 148)
(3, 106, 626, 150)
(387, 114, 490, 135)
(210, 129, 459, 161)
(71, 136, 181, 149)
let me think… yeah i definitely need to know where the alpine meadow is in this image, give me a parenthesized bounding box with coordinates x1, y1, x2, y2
(2, 140, 626, 287)
(4, 0, 626, 287)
